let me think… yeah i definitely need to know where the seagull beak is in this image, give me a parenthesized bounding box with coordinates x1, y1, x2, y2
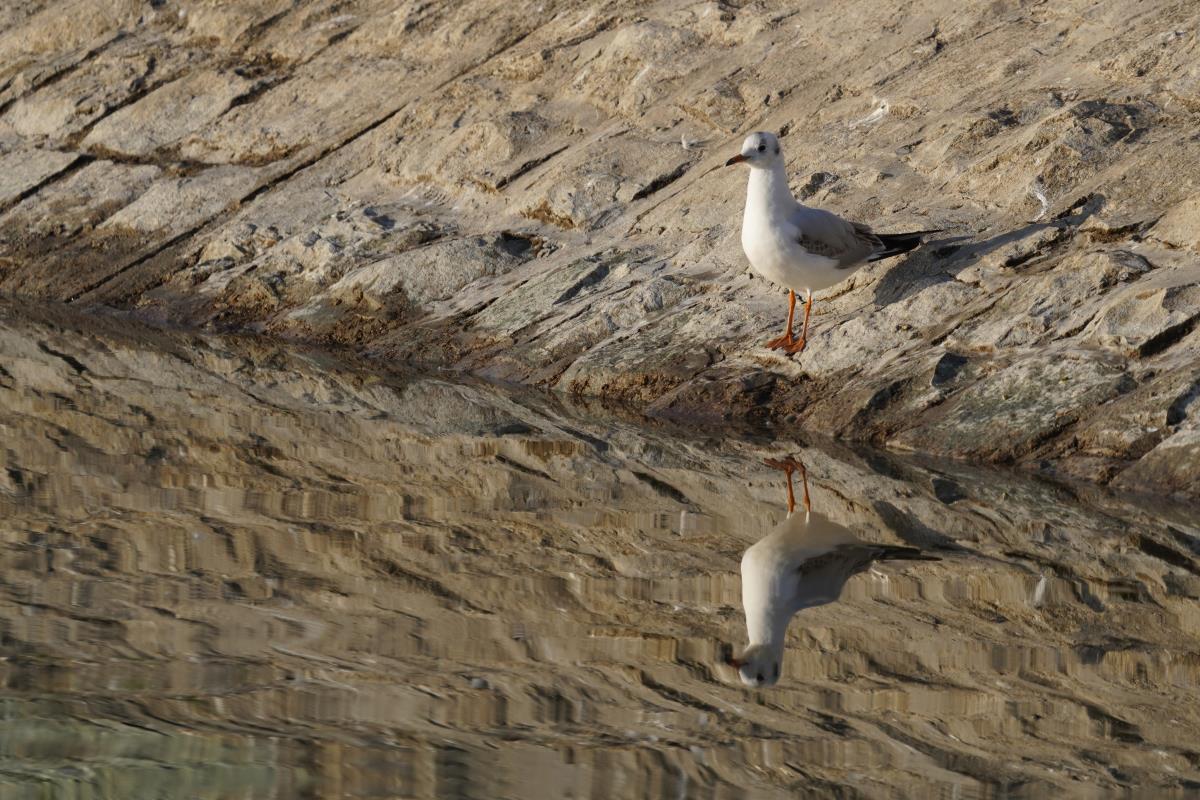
(724, 653, 744, 668)
(724, 154, 747, 167)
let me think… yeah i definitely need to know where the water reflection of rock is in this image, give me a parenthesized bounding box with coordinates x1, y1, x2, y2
(727, 459, 939, 687)
(3, 303, 1200, 797)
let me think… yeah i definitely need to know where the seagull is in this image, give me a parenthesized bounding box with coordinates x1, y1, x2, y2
(726, 131, 940, 354)
(725, 457, 939, 687)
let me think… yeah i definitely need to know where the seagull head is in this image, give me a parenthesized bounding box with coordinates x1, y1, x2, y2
(724, 643, 782, 687)
(725, 131, 782, 169)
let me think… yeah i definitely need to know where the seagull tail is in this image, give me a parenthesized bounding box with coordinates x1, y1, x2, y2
(873, 545, 941, 562)
(868, 229, 942, 262)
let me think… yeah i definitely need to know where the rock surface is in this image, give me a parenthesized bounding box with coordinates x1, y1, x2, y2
(3, 303, 1200, 797)
(2, 0, 1200, 493)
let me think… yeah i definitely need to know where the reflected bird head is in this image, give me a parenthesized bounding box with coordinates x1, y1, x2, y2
(725, 643, 781, 687)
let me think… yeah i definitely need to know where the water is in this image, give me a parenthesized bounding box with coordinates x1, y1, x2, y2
(2, 303, 1199, 799)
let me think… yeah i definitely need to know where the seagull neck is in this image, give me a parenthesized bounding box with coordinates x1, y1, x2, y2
(745, 162, 795, 217)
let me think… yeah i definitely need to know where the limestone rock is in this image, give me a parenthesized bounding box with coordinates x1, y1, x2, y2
(1086, 267, 1200, 356)
(1148, 195, 1200, 251)
(82, 70, 256, 158)
(0, 148, 78, 207)
(0, 0, 1199, 493)
(100, 166, 262, 235)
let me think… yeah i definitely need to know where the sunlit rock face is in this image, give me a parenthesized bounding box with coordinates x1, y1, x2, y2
(2, 304, 1200, 797)
(2, 1, 1200, 490)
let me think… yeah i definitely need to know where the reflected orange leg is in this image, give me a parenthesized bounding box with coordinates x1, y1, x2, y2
(763, 457, 812, 514)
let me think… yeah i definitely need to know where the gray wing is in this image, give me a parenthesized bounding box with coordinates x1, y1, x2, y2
(795, 545, 874, 581)
(790, 545, 873, 609)
(796, 542, 936, 581)
(791, 206, 881, 268)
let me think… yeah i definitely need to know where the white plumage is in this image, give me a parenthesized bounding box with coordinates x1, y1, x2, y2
(726, 131, 938, 354)
(727, 459, 938, 687)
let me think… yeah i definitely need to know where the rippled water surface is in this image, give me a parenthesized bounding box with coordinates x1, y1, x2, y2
(3, 304, 1200, 799)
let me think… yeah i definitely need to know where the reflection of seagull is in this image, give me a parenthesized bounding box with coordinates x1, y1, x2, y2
(725, 458, 938, 687)
(726, 131, 939, 354)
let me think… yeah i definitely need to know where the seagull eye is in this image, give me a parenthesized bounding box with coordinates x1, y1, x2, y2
(756, 672, 765, 683)
(757, 144, 766, 152)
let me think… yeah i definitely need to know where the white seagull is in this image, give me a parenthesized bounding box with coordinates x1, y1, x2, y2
(726, 131, 940, 354)
(725, 458, 939, 687)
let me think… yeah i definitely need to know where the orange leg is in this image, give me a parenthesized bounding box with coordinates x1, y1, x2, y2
(765, 290, 812, 354)
(763, 457, 813, 515)
(783, 290, 813, 355)
(765, 290, 796, 350)
(799, 461, 811, 513)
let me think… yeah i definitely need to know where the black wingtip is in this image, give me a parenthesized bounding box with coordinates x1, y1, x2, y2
(868, 229, 943, 262)
(876, 545, 941, 562)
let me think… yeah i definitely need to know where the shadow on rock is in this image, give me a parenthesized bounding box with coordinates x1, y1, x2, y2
(872, 194, 1107, 307)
